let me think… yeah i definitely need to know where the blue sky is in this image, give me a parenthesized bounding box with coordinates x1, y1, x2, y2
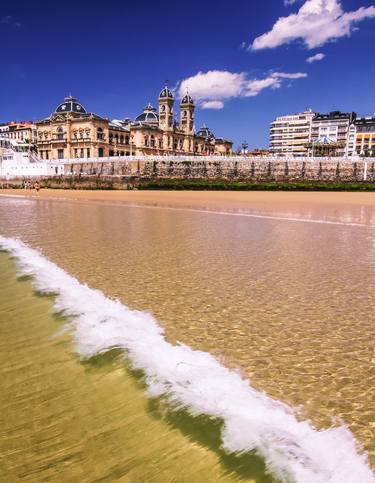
(0, 0, 374, 149)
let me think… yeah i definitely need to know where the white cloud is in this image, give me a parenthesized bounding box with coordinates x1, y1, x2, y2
(179, 71, 246, 104)
(271, 71, 307, 79)
(178, 70, 307, 108)
(306, 52, 325, 62)
(251, 0, 375, 50)
(201, 101, 225, 109)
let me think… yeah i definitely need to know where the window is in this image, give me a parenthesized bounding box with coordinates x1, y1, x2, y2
(97, 128, 104, 140)
(87, 148, 90, 158)
(57, 149, 64, 159)
(98, 147, 104, 157)
(57, 127, 64, 140)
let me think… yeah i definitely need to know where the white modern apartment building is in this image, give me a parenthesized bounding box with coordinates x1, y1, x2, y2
(310, 111, 357, 157)
(269, 110, 315, 157)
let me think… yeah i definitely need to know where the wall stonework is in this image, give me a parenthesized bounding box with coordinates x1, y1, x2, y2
(63, 159, 375, 182)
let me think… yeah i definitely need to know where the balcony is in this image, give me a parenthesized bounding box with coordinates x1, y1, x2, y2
(71, 138, 92, 143)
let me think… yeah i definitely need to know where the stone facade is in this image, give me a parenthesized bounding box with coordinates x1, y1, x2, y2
(62, 158, 375, 182)
(36, 88, 232, 160)
(36, 97, 130, 160)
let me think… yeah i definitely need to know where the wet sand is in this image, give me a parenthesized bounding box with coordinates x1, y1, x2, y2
(2, 188, 375, 211)
(2, 188, 375, 206)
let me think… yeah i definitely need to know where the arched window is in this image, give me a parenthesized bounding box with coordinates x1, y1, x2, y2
(125, 135, 129, 144)
(150, 135, 155, 147)
(120, 135, 124, 144)
(144, 136, 149, 147)
(97, 128, 104, 140)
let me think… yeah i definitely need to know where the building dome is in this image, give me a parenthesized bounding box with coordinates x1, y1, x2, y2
(55, 95, 87, 114)
(159, 86, 174, 99)
(134, 103, 159, 125)
(196, 125, 215, 140)
(180, 94, 194, 105)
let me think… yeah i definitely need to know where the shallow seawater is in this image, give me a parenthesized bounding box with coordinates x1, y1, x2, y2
(1, 194, 375, 480)
(0, 252, 272, 482)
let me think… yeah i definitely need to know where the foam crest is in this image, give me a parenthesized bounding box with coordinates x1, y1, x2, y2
(1, 235, 374, 483)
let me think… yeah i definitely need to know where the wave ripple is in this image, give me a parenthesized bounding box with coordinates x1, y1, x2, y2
(0, 235, 373, 483)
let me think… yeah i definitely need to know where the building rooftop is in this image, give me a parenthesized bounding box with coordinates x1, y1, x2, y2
(159, 86, 174, 100)
(134, 103, 159, 125)
(196, 125, 215, 140)
(314, 111, 356, 121)
(54, 95, 87, 115)
(180, 94, 194, 105)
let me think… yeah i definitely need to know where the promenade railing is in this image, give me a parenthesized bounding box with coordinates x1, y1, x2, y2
(51, 155, 375, 164)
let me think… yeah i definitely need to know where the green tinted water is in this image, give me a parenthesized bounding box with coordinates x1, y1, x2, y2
(0, 252, 272, 482)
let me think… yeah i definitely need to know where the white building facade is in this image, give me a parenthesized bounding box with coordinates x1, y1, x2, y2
(269, 111, 315, 157)
(310, 111, 357, 157)
(0, 136, 63, 178)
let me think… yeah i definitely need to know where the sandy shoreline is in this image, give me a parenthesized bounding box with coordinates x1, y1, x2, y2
(1, 188, 375, 211)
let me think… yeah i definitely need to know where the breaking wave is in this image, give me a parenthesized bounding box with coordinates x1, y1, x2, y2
(1, 235, 374, 483)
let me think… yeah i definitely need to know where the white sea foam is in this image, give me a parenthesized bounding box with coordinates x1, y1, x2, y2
(1, 234, 374, 483)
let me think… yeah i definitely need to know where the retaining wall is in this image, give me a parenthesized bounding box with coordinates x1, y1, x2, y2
(62, 159, 375, 182)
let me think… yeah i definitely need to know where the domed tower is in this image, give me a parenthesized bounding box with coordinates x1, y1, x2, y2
(54, 95, 87, 115)
(180, 93, 195, 135)
(134, 103, 159, 125)
(158, 85, 174, 132)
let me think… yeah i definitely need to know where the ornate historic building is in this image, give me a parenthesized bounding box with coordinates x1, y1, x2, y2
(35, 87, 232, 160)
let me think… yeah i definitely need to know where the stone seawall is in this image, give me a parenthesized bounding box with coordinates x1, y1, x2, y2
(63, 159, 375, 182)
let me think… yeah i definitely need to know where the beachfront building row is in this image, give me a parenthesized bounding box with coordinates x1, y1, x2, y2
(270, 110, 375, 157)
(34, 87, 232, 160)
(0, 122, 37, 144)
